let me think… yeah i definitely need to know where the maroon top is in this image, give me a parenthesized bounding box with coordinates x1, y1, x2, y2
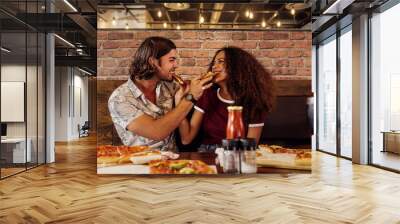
(195, 88, 266, 145)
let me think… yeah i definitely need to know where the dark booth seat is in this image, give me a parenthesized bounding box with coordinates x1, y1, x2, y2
(260, 96, 313, 148)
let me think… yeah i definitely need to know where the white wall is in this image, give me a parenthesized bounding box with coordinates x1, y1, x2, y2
(72, 73, 89, 138)
(1, 63, 45, 163)
(1, 65, 33, 138)
(55, 66, 69, 141)
(54, 67, 89, 141)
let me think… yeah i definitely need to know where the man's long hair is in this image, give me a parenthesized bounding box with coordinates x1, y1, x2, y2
(208, 47, 276, 123)
(130, 36, 176, 80)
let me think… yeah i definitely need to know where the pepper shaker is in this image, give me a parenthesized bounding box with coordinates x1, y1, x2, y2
(222, 139, 240, 174)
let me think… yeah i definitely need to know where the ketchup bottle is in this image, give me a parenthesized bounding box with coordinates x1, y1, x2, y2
(226, 106, 245, 139)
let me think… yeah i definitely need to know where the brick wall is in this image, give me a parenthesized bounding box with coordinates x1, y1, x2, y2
(97, 30, 311, 81)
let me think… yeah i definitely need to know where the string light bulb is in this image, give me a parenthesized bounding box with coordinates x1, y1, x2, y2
(199, 15, 205, 24)
(112, 17, 116, 26)
(261, 20, 266, 28)
(291, 8, 295, 15)
(249, 11, 254, 19)
(125, 22, 129, 29)
(163, 22, 167, 28)
(177, 24, 181, 30)
(274, 11, 278, 17)
(276, 21, 281, 27)
(245, 9, 250, 17)
(157, 10, 162, 18)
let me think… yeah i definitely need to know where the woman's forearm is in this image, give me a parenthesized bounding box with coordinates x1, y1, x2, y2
(179, 119, 193, 145)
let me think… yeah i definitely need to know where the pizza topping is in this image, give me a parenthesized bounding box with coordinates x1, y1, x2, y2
(169, 161, 188, 170)
(149, 160, 215, 174)
(179, 167, 195, 174)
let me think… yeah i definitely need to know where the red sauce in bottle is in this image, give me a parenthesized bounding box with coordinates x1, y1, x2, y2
(226, 106, 245, 139)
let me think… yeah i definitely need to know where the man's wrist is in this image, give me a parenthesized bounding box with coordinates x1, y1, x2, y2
(184, 93, 197, 104)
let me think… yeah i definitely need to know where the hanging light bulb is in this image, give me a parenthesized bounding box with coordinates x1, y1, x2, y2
(112, 17, 116, 26)
(249, 11, 254, 19)
(199, 15, 205, 24)
(177, 24, 181, 30)
(273, 11, 278, 17)
(163, 22, 168, 28)
(261, 20, 266, 28)
(291, 8, 295, 15)
(125, 22, 129, 29)
(245, 9, 250, 18)
(276, 21, 281, 27)
(157, 10, 162, 18)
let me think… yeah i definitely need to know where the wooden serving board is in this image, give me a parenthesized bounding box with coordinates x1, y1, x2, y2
(256, 158, 311, 171)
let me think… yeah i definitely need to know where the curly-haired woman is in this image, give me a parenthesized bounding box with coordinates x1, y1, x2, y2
(175, 47, 275, 152)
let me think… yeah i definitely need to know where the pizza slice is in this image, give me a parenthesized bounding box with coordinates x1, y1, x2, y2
(97, 145, 121, 165)
(97, 145, 153, 165)
(129, 150, 162, 165)
(117, 145, 150, 164)
(149, 160, 215, 174)
(294, 151, 312, 166)
(257, 145, 312, 167)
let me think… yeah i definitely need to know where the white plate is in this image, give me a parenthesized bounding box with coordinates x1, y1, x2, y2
(98, 164, 218, 174)
(98, 164, 150, 174)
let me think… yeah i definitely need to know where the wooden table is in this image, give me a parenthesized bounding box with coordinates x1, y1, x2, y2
(178, 152, 310, 174)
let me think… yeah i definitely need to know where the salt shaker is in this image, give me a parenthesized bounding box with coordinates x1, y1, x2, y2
(222, 139, 239, 174)
(215, 147, 225, 167)
(239, 138, 257, 174)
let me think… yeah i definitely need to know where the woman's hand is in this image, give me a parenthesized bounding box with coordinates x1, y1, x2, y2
(189, 76, 213, 100)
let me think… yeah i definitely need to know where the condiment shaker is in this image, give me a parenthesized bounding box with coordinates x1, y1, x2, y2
(239, 138, 257, 174)
(222, 139, 240, 174)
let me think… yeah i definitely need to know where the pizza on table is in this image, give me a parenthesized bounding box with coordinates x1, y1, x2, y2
(97, 144, 312, 173)
(257, 145, 312, 167)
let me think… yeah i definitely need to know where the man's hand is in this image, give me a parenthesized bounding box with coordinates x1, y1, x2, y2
(189, 76, 213, 100)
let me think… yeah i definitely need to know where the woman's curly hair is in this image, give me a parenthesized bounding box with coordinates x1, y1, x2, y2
(130, 36, 176, 80)
(208, 47, 276, 123)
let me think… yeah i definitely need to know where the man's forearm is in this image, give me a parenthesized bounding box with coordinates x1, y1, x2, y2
(156, 99, 193, 137)
(126, 99, 193, 141)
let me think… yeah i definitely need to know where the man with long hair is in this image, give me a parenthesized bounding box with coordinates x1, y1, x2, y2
(108, 36, 212, 151)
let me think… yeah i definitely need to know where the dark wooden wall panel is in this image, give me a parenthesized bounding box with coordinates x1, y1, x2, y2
(97, 80, 125, 145)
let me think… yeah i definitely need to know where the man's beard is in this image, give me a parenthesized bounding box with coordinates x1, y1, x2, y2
(160, 70, 175, 82)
